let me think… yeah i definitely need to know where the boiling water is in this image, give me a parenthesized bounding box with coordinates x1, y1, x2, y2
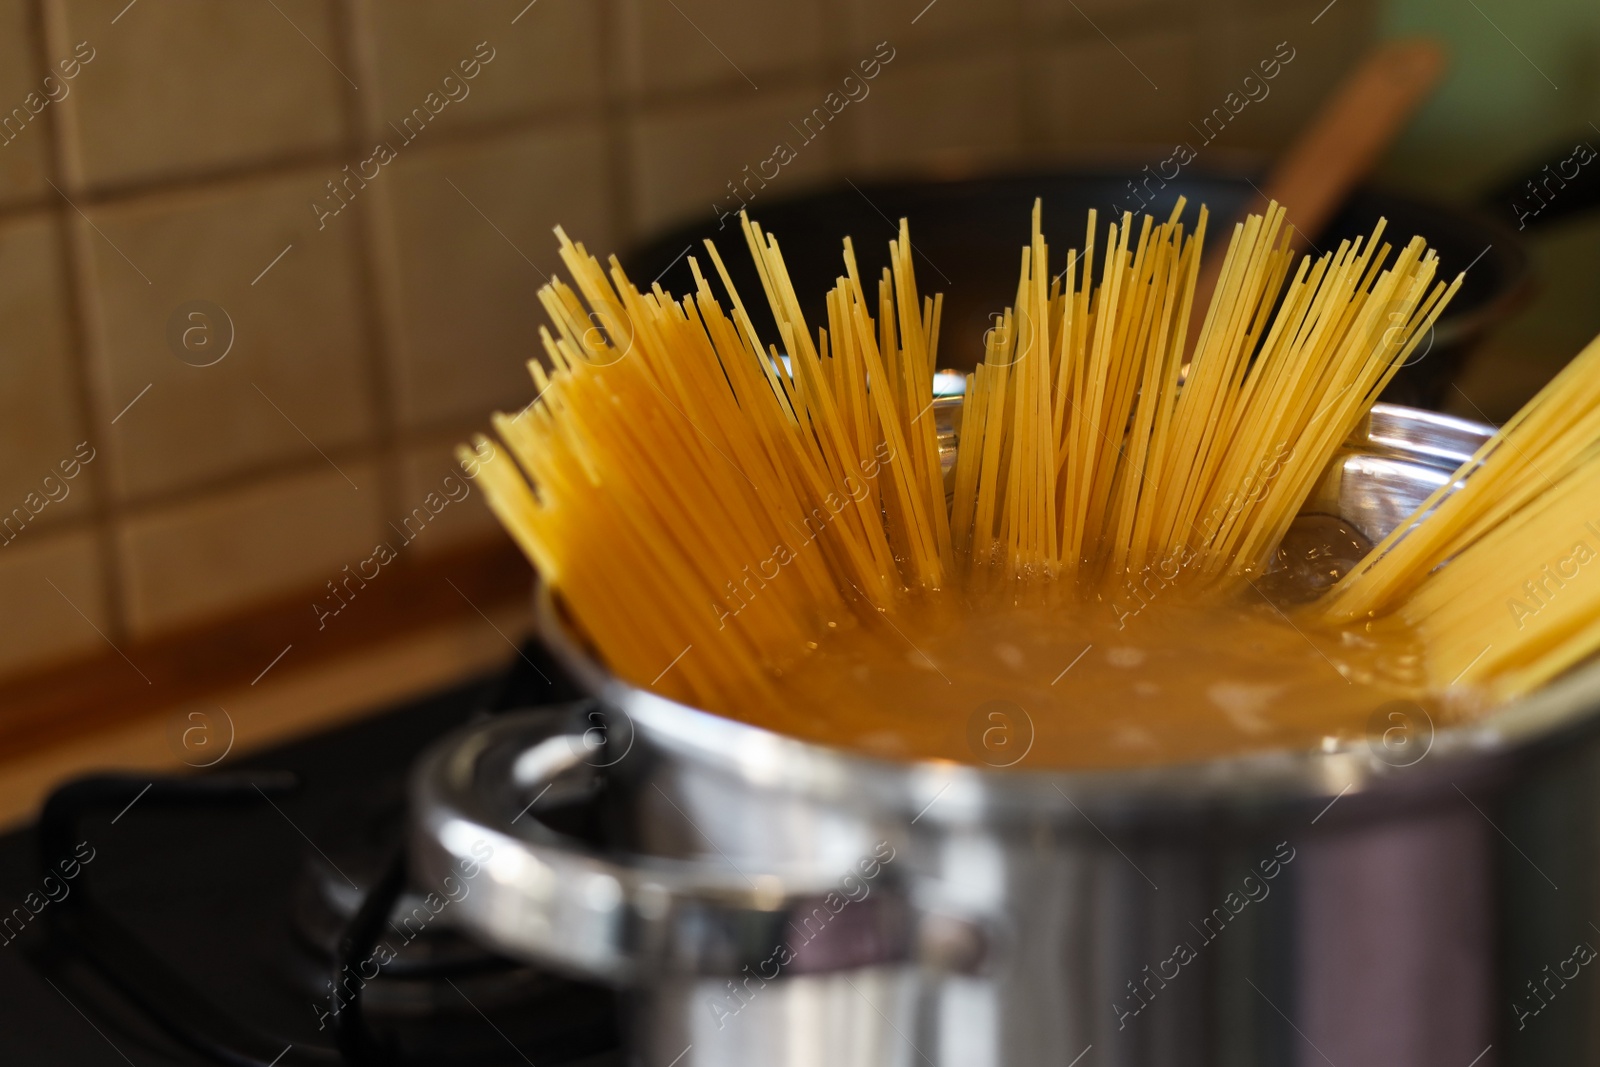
(739, 515, 1466, 769)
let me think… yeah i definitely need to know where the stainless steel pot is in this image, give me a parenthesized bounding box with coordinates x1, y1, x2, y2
(411, 404, 1600, 1067)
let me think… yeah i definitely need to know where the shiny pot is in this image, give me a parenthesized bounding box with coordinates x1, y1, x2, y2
(411, 404, 1600, 1067)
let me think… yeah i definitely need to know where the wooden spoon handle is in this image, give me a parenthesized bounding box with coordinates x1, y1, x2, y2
(1189, 38, 1448, 339)
(1263, 37, 1447, 243)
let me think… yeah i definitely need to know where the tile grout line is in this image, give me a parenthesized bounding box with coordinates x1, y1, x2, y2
(0, 59, 866, 229)
(35, 0, 134, 644)
(597, 0, 639, 249)
(103, 407, 498, 516)
(106, 443, 388, 519)
(335, 0, 406, 540)
(0, 100, 633, 228)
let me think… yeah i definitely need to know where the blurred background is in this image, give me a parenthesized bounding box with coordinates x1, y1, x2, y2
(1, 0, 1597, 823)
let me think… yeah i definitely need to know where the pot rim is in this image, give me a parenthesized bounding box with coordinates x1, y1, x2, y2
(530, 403, 1600, 825)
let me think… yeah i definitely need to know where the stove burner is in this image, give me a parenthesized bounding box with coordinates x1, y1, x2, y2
(288, 810, 610, 1064)
(16, 644, 619, 1066)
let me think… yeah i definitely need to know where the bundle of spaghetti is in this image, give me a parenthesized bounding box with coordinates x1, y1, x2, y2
(950, 199, 1084, 576)
(947, 200, 1461, 592)
(1179, 217, 1459, 582)
(735, 214, 953, 591)
(1316, 331, 1600, 622)
(463, 221, 950, 706)
(465, 202, 1459, 712)
(1390, 447, 1600, 697)
(1309, 331, 1600, 698)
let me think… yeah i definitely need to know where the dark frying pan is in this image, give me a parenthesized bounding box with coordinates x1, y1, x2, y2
(622, 162, 1531, 411)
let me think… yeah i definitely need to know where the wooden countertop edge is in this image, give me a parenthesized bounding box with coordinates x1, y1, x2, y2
(0, 537, 538, 829)
(0, 592, 534, 831)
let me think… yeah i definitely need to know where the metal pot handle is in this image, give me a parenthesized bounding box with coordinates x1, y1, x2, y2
(409, 705, 980, 987)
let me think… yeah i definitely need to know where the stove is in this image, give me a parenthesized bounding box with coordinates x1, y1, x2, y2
(0, 641, 622, 1066)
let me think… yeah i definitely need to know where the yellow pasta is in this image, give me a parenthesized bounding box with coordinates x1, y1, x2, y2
(462, 201, 1501, 716)
(1314, 332, 1600, 699)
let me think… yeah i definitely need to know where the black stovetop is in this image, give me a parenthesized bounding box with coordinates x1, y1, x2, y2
(0, 641, 622, 1066)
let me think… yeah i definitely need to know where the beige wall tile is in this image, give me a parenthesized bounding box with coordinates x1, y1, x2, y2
(0, 0, 53, 207)
(629, 85, 835, 237)
(0, 529, 110, 681)
(1022, 0, 1175, 27)
(1036, 29, 1200, 149)
(0, 212, 95, 541)
(1194, 4, 1376, 154)
(117, 462, 381, 637)
(47, 0, 346, 189)
(360, 0, 601, 138)
(619, 0, 824, 96)
(79, 169, 376, 501)
(843, 50, 1024, 175)
(385, 122, 611, 430)
(841, 0, 1016, 51)
(394, 435, 506, 558)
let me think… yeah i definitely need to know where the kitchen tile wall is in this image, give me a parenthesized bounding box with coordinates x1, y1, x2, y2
(0, 0, 1376, 680)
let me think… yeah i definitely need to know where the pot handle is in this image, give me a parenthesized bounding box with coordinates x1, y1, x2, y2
(408, 705, 984, 987)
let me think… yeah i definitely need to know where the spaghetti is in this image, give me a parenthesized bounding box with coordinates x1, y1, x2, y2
(1314, 332, 1600, 699)
(462, 199, 1495, 730)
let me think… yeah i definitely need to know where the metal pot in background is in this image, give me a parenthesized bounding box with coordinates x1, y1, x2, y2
(624, 165, 1532, 411)
(411, 405, 1600, 1067)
